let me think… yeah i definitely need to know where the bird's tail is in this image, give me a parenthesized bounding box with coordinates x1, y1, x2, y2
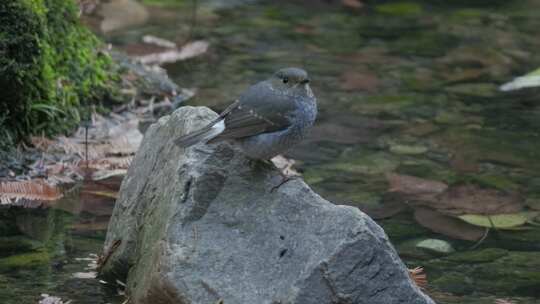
(174, 120, 225, 148)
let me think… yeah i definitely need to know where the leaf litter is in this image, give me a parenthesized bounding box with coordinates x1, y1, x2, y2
(385, 173, 533, 240)
(1, 48, 196, 207)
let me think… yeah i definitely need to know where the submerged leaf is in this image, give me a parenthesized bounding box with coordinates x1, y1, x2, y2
(414, 207, 485, 241)
(389, 144, 428, 155)
(72, 271, 97, 279)
(500, 67, 540, 91)
(386, 173, 448, 201)
(416, 239, 455, 254)
(458, 212, 538, 229)
(431, 185, 522, 215)
(39, 294, 71, 304)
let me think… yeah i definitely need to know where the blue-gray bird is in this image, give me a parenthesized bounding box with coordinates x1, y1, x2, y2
(175, 67, 317, 160)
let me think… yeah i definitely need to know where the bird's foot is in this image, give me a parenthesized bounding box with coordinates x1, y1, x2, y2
(271, 174, 301, 192)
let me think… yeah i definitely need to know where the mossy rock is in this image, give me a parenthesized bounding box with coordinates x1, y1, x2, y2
(0, 0, 120, 146)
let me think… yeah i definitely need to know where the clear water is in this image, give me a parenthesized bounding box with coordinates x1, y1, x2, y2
(2, 1, 540, 303)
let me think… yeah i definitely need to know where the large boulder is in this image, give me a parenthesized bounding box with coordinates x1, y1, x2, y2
(100, 106, 434, 304)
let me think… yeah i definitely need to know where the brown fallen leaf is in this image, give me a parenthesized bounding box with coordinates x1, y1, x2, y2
(30, 136, 55, 150)
(342, 0, 364, 9)
(408, 266, 427, 289)
(386, 173, 448, 202)
(135, 40, 209, 65)
(432, 184, 522, 215)
(340, 70, 380, 92)
(364, 199, 408, 220)
(414, 207, 486, 241)
(0, 180, 63, 203)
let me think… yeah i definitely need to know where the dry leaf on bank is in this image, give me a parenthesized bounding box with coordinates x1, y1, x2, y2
(135, 40, 209, 65)
(0, 180, 63, 204)
(408, 266, 427, 289)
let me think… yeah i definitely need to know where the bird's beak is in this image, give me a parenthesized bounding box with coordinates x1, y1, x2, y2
(300, 78, 310, 84)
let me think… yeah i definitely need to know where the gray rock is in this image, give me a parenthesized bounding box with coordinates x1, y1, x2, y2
(100, 106, 434, 304)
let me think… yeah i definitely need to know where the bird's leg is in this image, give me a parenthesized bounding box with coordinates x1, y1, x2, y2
(271, 171, 301, 192)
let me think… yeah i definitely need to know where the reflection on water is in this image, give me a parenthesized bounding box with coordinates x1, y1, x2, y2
(3, 0, 540, 303)
(0, 192, 123, 304)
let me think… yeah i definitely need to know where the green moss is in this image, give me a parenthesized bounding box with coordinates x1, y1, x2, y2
(445, 83, 498, 98)
(375, 2, 423, 16)
(141, 0, 187, 7)
(0, 251, 50, 271)
(380, 217, 432, 242)
(432, 272, 474, 295)
(351, 94, 419, 115)
(445, 248, 508, 263)
(467, 174, 520, 192)
(0, 236, 43, 257)
(0, 0, 119, 145)
(425, 249, 540, 296)
(391, 32, 459, 57)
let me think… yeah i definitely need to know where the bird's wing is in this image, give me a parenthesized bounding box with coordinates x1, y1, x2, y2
(209, 82, 295, 142)
(174, 100, 240, 147)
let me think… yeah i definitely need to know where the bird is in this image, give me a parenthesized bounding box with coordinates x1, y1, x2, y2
(174, 67, 317, 161)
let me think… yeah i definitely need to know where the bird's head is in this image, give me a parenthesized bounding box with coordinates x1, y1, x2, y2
(271, 67, 314, 98)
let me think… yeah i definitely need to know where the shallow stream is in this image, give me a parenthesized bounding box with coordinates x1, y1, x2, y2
(2, 1, 540, 303)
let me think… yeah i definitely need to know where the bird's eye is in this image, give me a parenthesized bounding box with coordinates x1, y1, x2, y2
(282, 77, 289, 84)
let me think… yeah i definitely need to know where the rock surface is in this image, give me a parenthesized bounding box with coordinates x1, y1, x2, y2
(100, 106, 434, 304)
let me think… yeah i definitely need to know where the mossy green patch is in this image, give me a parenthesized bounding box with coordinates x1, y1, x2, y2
(445, 248, 508, 263)
(0, 0, 120, 146)
(391, 32, 459, 57)
(351, 94, 420, 115)
(141, 0, 187, 7)
(426, 249, 540, 296)
(468, 174, 520, 192)
(0, 236, 43, 257)
(0, 251, 50, 271)
(445, 83, 498, 98)
(380, 217, 432, 242)
(375, 2, 423, 16)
